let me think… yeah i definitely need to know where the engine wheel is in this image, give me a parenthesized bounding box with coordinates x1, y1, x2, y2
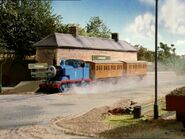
(58, 76, 70, 93)
(59, 83, 70, 93)
(59, 84, 65, 93)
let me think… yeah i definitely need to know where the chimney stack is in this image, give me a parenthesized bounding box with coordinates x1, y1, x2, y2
(111, 33, 119, 42)
(69, 26, 78, 37)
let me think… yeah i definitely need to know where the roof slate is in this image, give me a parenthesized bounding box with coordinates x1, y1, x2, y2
(34, 33, 137, 52)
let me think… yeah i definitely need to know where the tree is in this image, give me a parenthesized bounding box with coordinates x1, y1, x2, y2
(135, 43, 185, 72)
(135, 45, 154, 62)
(0, 0, 63, 58)
(157, 42, 185, 71)
(158, 43, 172, 62)
(86, 16, 111, 38)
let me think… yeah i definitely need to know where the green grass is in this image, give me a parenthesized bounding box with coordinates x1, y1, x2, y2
(104, 115, 144, 127)
(104, 99, 175, 127)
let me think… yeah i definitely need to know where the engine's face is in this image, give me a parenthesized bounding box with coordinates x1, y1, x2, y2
(47, 65, 57, 78)
(47, 66, 63, 81)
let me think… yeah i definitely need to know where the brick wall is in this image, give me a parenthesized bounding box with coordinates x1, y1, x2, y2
(36, 47, 137, 65)
(36, 47, 57, 65)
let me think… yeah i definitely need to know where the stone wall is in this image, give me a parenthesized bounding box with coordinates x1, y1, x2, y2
(36, 47, 137, 65)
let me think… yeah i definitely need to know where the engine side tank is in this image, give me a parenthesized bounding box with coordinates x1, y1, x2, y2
(59, 59, 90, 81)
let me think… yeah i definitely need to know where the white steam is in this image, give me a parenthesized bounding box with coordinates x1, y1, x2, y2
(67, 71, 182, 94)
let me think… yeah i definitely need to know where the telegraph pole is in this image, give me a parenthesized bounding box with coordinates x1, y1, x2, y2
(154, 0, 159, 119)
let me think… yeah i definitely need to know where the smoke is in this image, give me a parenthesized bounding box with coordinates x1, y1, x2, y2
(68, 77, 146, 94)
(66, 71, 184, 94)
(156, 57, 185, 74)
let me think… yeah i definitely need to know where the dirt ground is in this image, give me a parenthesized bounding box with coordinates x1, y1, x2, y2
(53, 98, 185, 138)
(0, 96, 185, 139)
(1, 72, 185, 139)
(0, 125, 90, 139)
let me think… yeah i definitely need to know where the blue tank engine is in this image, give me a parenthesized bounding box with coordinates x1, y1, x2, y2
(39, 59, 91, 92)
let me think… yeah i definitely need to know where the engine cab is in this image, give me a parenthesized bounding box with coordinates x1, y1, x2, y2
(59, 59, 90, 81)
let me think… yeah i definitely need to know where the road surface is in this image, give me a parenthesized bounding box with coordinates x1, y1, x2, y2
(0, 72, 185, 138)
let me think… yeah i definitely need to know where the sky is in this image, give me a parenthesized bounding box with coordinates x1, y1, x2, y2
(52, 0, 185, 55)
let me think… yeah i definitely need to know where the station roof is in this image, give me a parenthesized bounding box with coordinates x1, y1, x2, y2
(34, 33, 137, 52)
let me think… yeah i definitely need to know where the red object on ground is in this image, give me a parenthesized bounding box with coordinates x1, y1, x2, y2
(166, 95, 185, 112)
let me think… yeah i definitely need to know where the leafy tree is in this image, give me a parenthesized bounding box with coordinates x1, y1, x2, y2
(135, 43, 185, 72)
(135, 45, 154, 62)
(157, 42, 185, 72)
(0, 0, 63, 58)
(158, 42, 173, 62)
(86, 16, 111, 38)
